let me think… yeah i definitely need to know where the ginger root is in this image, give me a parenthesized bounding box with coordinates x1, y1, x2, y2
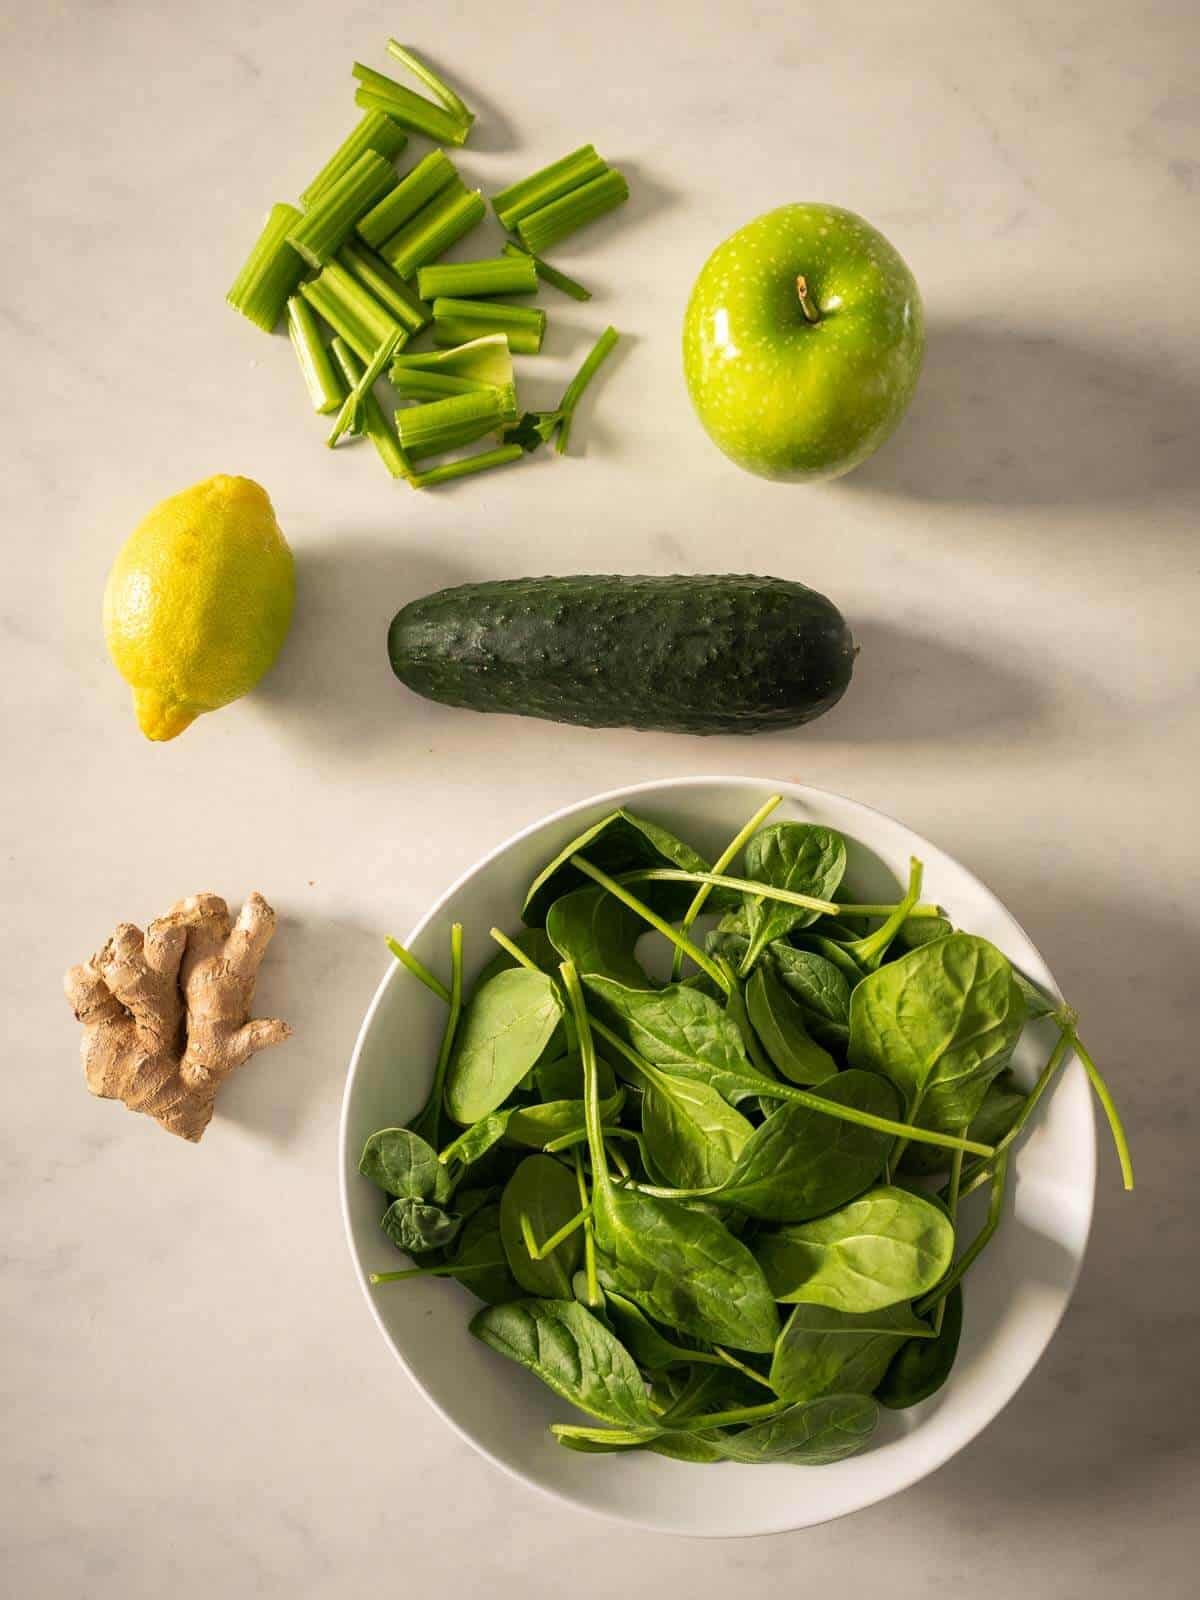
(64, 891, 291, 1142)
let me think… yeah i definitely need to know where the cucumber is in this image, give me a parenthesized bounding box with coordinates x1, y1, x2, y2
(388, 574, 855, 735)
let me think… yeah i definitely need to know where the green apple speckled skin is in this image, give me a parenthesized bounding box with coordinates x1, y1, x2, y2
(682, 204, 925, 482)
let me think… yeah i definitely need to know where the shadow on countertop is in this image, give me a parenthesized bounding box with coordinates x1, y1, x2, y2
(840, 319, 1200, 507)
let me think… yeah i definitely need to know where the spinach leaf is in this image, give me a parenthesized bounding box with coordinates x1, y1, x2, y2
(585, 976, 772, 1104)
(876, 1285, 964, 1409)
(1013, 969, 1060, 1019)
(745, 965, 839, 1084)
(359, 1127, 451, 1203)
(754, 1185, 955, 1311)
(507, 1088, 626, 1149)
(792, 933, 868, 989)
(770, 1302, 931, 1403)
(446, 1203, 522, 1304)
(848, 932, 1026, 1136)
(381, 1197, 462, 1253)
(499, 1155, 585, 1297)
(594, 1185, 781, 1353)
(524, 809, 712, 925)
(769, 944, 852, 1028)
(639, 1064, 755, 1189)
(546, 886, 650, 987)
(469, 1297, 660, 1427)
(717, 1071, 899, 1221)
(707, 1394, 878, 1464)
(894, 913, 953, 952)
(444, 967, 563, 1124)
(603, 1292, 724, 1372)
(740, 823, 848, 971)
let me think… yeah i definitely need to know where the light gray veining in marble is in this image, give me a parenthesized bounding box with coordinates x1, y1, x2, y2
(2, 0, 1198, 1594)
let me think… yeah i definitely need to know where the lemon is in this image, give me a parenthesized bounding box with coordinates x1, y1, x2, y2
(104, 475, 295, 741)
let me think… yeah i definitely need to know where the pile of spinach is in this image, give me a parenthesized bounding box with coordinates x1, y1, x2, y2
(361, 798, 1132, 1466)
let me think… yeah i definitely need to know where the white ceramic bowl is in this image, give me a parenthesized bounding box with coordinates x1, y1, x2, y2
(340, 777, 1095, 1537)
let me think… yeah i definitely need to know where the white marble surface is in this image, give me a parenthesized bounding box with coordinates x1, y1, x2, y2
(3, 0, 1197, 1592)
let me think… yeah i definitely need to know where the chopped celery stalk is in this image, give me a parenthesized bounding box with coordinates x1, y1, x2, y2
(556, 324, 619, 452)
(380, 186, 485, 279)
(327, 328, 405, 448)
(390, 332, 513, 388)
(301, 111, 408, 208)
(416, 254, 538, 300)
(287, 296, 346, 414)
(227, 203, 306, 332)
(432, 297, 546, 356)
(503, 241, 591, 302)
(301, 262, 402, 363)
(517, 169, 629, 254)
(338, 240, 431, 333)
(409, 444, 523, 489)
(287, 151, 395, 268)
(503, 325, 619, 454)
(390, 370, 497, 401)
(491, 145, 608, 230)
(394, 385, 518, 459)
(356, 149, 459, 249)
(384, 41, 475, 129)
(330, 338, 411, 478)
(352, 64, 469, 146)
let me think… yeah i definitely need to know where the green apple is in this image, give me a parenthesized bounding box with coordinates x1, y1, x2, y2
(682, 203, 924, 482)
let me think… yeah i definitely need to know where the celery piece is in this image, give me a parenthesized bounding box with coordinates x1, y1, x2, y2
(287, 296, 346, 414)
(491, 146, 608, 231)
(390, 332, 514, 389)
(352, 63, 469, 146)
(416, 254, 538, 300)
(517, 170, 629, 255)
(287, 151, 395, 268)
(380, 187, 486, 279)
(409, 444, 523, 489)
(226, 203, 306, 332)
(356, 149, 459, 249)
(390, 370, 496, 402)
(301, 111, 408, 208)
(432, 297, 546, 356)
(555, 324, 619, 452)
(327, 328, 406, 447)
(384, 41, 474, 129)
(502, 326, 619, 454)
(503, 241, 592, 302)
(330, 338, 411, 478)
(301, 262, 402, 363)
(338, 239, 431, 333)
(394, 385, 518, 459)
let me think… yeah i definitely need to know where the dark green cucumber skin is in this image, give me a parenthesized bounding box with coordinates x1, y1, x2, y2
(388, 575, 855, 735)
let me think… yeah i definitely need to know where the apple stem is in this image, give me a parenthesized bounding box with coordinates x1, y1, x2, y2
(796, 276, 821, 324)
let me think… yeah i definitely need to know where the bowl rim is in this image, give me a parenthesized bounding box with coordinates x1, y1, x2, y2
(338, 774, 1096, 1536)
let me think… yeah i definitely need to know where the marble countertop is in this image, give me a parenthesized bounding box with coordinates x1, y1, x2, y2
(4, 0, 1197, 1593)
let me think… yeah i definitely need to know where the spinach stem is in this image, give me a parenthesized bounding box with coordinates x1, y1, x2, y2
(1070, 1032, 1134, 1191)
(560, 961, 612, 1201)
(916, 1152, 1008, 1315)
(714, 1348, 778, 1392)
(670, 794, 783, 981)
(842, 857, 924, 970)
(948, 1026, 1074, 1199)
(569, 855, 730, 993)
(630, 866, 838, 918)
(411, 923, 463, 1147)
(716, 958, 777, 1078)
(574, 1147, 602, 1307)
(385, 936, 450, 1002)
(588, 1009, 992, 1156)
(838, 901, 941, 919)
(932, 1139, 966, 1336)
(370, 1257, 505, 1285)
(519, 1202, 593, 1261)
